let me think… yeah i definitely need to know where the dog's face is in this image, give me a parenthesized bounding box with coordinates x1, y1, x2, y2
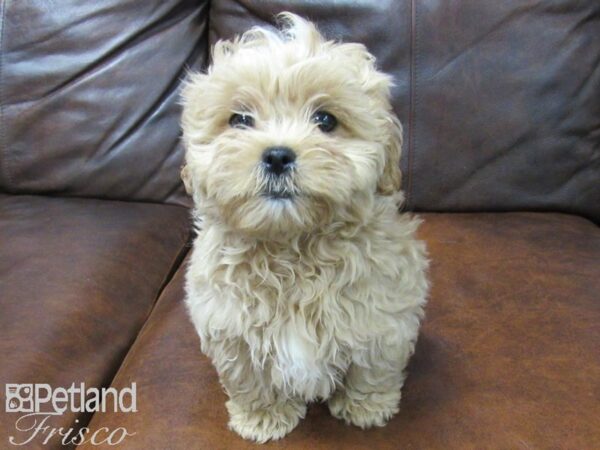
(181, 13, 402, 238)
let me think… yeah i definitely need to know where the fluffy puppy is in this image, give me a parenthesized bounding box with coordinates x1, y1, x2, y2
(181, 13, 429, 443)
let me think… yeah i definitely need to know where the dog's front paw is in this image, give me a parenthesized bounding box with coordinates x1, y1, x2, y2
(226, 398, 306, 443)
(328, 388, 401, 429)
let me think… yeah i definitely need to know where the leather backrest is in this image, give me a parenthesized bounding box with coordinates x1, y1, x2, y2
(209, 0, 600, 221)
(0, 0, 208, 205)
(1, 0, 598, 220)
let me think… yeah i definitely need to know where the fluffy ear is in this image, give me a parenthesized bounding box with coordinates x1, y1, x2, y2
(181, 164, 193, 195)
(331, 41, 402, 196)
(377, 114, 403, 195)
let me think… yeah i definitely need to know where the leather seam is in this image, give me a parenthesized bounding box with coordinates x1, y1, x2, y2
(407, 0, 418, 209)
(73, 226, 193, 447)
(115, 225, 193, 374)
(0, 0, 8, 190)
(154, 232, 193, 306)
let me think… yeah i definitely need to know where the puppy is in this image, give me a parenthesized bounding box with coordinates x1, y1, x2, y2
(181, 13, 429, 443)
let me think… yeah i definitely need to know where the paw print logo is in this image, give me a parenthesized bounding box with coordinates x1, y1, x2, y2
(5, 384, 34, 413)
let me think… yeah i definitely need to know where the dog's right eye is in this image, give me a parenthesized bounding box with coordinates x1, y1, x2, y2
(312, 111, 338, 133)
(229, 113, 255, 129)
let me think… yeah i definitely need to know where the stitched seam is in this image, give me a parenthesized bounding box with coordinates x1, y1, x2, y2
(0, 0, 8, 189)
(407, 0, 417, 209)
(413, 0, 421, 210)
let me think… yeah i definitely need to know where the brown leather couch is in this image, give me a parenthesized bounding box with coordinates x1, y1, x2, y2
(1, 1, 598, 449)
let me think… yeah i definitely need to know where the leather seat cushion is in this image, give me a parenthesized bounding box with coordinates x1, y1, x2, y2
(80, 212, 600, 449)
(0, 194, 191, 445)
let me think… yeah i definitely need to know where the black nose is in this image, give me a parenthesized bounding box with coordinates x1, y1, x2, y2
(262, 146, 296, 175)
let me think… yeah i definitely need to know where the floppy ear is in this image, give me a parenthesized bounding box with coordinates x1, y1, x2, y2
(181, 164, 193, 195)
(333, 42, 402, 196)
(377, 114, 403, 195)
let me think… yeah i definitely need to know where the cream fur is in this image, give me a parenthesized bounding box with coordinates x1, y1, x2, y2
(181, 13, 429, 443)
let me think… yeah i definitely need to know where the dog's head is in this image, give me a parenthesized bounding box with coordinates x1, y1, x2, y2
(181, 13, 402, 238)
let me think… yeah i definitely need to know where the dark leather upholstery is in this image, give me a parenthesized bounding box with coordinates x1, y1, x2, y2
(0, 0, 599, 448)
(80, 214, 600, 449)
(209, 0, 600, 222)
(0, 0, 208, 206)
(0, 195, 190, 446)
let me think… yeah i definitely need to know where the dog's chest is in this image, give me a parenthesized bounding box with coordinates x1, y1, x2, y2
(240, 261, 353, 399)
(265, 317, 347, 400)
(202, 234, 383, 398)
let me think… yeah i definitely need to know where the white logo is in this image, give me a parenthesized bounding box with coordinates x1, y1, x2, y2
(4, 383, 137, 446)
(5, 384, 34, 413)
(5, 383, 137, 415)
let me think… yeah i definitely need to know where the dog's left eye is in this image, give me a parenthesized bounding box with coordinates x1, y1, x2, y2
(229, 113, 255, 129)
(312, 111, 338, 133)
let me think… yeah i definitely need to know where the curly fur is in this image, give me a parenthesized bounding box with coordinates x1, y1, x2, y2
(181, 13, 429, 443)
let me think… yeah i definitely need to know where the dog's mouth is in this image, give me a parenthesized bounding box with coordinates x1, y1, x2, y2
(262, 184, 297, 200)
(261, 173, 298, 201)
(264, 190, 294, 200)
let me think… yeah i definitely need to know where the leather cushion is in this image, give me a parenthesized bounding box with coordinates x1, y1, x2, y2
(0, 195, 191, 447)
(0, 0, 208, 206)
(80, 212, 600, 448)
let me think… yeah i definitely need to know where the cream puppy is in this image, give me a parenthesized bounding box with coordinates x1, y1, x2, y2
(181, 13, 429, 443)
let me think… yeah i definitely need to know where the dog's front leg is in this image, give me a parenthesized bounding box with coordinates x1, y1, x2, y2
(226, 390, 306, 444)
(328, 338, 413, 428)
(209, 338, 306, 443)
